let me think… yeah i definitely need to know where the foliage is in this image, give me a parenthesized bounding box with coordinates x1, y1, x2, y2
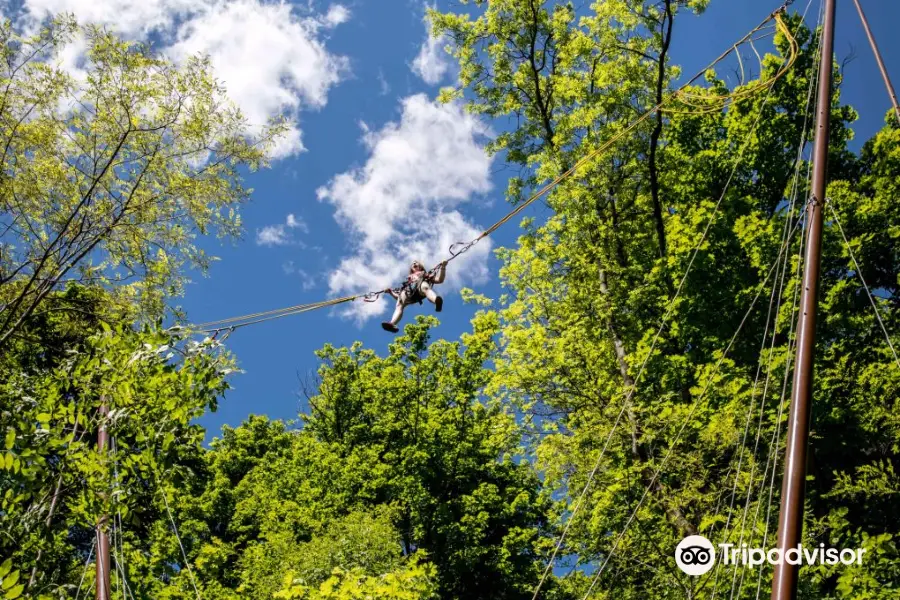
(177, 318, 554, 600)
(0, 15, 285, 347)
(0, 559, 25, 600)
(0, 288, 235, 599)
(433, 1, 899, 598)
(273, 556, 438, 600)
(2, 2, 899, 600)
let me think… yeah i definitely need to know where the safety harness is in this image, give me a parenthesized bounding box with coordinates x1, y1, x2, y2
(401, 270, 431, 305)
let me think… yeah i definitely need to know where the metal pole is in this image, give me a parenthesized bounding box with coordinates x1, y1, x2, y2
(770, 0, 836, 599)
(852, 0, 900, 123)
(96, 400, 111, 600)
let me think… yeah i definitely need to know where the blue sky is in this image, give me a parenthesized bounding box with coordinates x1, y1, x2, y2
(188, 0, 900, 441)
(14, 0, 898, 440)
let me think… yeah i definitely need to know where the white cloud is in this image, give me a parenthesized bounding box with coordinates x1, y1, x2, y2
(256, 213, 307, 246)
(285, 213, 308, 232)
(166, 0, 349, 158)
(21, 0, 349, 159)
(257, 225, 290, 246)
(54, 31, 90, 88)
(322, 4, 349, 28)
(410, 11, 454, 85)
(377, 69, 390, 96)
(23, 0, 195, 37)
(316, 94, 494, 322)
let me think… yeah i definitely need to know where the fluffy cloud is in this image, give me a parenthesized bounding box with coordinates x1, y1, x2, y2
(166, 0, 348, 157)
(410, 11, 454, 85)
(256, 213, 307, 246)
(23, 0, 195, 37)
(285, 214, 308, 231)
(317, 94, 494, 322)
(20, 0, 349, 158)
(322, 4, 349, 28)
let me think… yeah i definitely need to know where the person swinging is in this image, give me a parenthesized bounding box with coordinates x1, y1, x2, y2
(381, 260, 446, 333)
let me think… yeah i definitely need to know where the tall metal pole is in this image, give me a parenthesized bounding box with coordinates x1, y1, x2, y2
(96, 400, 111, 600)
(851, 0, 900, 123)
(770, 0, 836, 599)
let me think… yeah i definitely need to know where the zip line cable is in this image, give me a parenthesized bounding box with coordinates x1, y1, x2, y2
(742, 12, 822, 600)
(89, 404, 202, 600)
(138, 411, 204, 600)
(707, 3, 821, 596)
(111, 438, 137, 600)
(73, 537, 96, 600)
(530, 7, 800, 597)
(748, 7, 824, 599)
(851, 0, 900, 124)
(605, 5, 815, 596)
(663, 16, 799, 116)
(187, 6, 798, 337)
(741, 127, 814, 600)
(157, 475, 203, 600)
(728, 162, 810, 600)
(827, 202, 900, 368)
(752, 205, 810, 600)
(579, 4, 845, 591)
(190, 295, 358, 333)
(714, 143, 808, 600)
(581, 215, 808, 600)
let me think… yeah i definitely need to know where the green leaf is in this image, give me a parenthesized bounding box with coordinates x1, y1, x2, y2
(4, 583, 24, 600)
(1, 570, 19, 591)
(3, 430, 13, 451)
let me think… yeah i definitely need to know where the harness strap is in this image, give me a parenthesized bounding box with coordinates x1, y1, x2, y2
(402, 284, 425, 305)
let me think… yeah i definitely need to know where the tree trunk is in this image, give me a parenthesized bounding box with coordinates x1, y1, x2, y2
(649, 0, 675, 294)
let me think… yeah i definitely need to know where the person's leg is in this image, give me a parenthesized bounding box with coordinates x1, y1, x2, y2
(420, 281, 442, 312)
(382, 293, 407, 332)
(390, 296, 405, 324)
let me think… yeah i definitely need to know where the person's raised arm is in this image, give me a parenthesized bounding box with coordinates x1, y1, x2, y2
(432, 261, 447, 284)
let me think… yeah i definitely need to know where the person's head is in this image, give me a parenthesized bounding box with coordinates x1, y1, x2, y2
(409, 260, 425, 273)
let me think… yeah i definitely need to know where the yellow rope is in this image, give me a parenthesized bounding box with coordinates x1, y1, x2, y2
(191, 295, 360, 333)
(663, 13, 798, 115)
(192, 296, 359, 330)
(186, 6, 798, 336)
(477, 10, 795, 240)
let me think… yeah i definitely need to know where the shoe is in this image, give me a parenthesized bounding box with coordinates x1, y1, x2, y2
(435, 296, 443, 312)
(381, 322, 399, 333)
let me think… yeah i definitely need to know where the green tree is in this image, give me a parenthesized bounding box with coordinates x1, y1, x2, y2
(182, 317, 554, 600)
(5, 3, 898, 600)
(0, 15, 283, 347)
(433, 1, 898, 598)
(0, 291, 236, 599)
(302, 317, 553, 599)
(273, 555, 438, 600)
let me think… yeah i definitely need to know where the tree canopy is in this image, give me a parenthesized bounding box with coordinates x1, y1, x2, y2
(1, 2, 898, 600)
(0, 16, 283, 347)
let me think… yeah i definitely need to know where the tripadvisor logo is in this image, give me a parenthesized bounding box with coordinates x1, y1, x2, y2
(674, 535, 867, 576)
(675, 535, 716, 576)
